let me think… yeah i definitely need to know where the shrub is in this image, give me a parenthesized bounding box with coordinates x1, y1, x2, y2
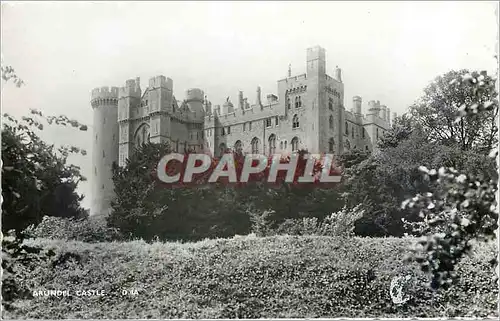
(1, 230, 55, 314)
(248, 209, 275, 237)
(275, 205, 364, 237)
(5, 236, 497, 318)
(25, 216, 124, 243)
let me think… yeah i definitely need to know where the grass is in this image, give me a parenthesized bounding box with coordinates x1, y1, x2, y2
(6, 235, 498, 318)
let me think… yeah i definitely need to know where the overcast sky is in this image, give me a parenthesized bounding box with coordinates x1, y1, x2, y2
(1, 1, 498, 209)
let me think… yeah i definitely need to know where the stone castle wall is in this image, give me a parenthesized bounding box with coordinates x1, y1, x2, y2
(90, 46, 395, 216)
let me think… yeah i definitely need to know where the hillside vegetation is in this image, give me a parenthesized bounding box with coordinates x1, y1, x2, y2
(8, 235, 497, 319)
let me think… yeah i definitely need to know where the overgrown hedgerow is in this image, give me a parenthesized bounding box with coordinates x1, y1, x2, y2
(4, 236, 497, 319)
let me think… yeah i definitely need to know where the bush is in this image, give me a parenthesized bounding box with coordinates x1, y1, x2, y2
(25, 216, 124, 243)
(1, 230, 55, 313)
(275, 205, 365, 237)
(5, 236, 497, 318)
(248, 209, 275, 237)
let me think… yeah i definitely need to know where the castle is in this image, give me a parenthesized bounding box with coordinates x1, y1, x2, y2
(90, 46, 395, 216)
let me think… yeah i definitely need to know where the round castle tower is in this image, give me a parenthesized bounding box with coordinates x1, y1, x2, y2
(90, 86, 119, 216)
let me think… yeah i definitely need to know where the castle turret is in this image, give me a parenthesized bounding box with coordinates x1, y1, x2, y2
(353, 96, 362, 115)
(223, 97, 234, 114)
(380, 105, 387, 121)
(367, 100, 381, 117)
(90, 86, 119, 217)
(134, 77, 141, 95)
(118, 78, 142, 166)
(214, 104, 221, 115)
(185, 88, 204, 115)
(334, 66, 342, 83)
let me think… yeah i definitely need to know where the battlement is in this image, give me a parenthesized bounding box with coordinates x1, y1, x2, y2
(185, 88, 204, 102)
(91, 86, 119, 108)
(118, 78, 142, 99)
(149, 75, 173, 90)
(307, 45, 326, 62)
(367, 100, 381, 111)
(91, 86, 119, 101)
(380, 105, 387, 120)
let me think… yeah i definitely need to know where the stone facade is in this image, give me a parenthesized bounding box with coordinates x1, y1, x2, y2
(90, 45, 394, 216)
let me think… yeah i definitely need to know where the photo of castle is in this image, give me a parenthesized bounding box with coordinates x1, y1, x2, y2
(89, 46, 394, 220)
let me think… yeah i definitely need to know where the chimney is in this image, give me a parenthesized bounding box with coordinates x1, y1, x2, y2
(256, 86, 262, 106)
(238, 91, 244, 110)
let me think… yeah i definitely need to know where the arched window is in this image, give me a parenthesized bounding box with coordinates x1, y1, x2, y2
(345, 122, 348, 135)
(291, 137, 299, 152)
(268, 134, 276, 155)
(295, 96, 299, 108)
(234, 140, 243, 154)
(287, 97, 291, 109)
(329, 115, 334, 129)
(362, 127, 365, 139)
(376, 128, 379, 140)
(298, 96, 302, 107)
(292, 114, 299, 128)
(329, 138, 335, 153)
(329, 97, 333, 110)
(280, 141, 284, 150)
(251, 137, 260, 154)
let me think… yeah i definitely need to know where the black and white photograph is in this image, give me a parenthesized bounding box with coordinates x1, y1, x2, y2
(1, 1, 499, 319)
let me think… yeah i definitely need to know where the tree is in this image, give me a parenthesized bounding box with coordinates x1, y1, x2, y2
(404, 70, 498, 289)
(109, 143, 253, 241)
(2, 111, 88, 233)
(109, 145, 340, 240)
(409, 69, 498, 154)
(1, 66, 88, 313)
(377, 114, 415, 150)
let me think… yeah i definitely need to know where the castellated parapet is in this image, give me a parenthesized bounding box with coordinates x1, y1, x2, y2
(149, 75, 173, 90)
(91, 86, 119, 107)
(185, 88, 204, 102)
(90, 45, 393, 216)
(118, 79, 141, 99)
(353, 96, 362, 115)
